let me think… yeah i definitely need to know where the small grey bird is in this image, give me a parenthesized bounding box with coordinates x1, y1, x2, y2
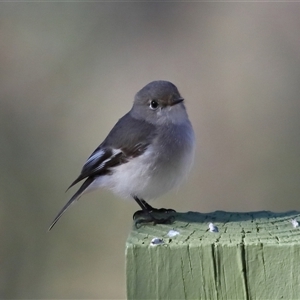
(49, 80, 195, 230)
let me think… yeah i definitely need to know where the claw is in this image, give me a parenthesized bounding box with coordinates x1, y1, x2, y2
(133, 209, 145, 220)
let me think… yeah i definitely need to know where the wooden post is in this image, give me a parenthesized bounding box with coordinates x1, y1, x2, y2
(126, 210, 300, 299)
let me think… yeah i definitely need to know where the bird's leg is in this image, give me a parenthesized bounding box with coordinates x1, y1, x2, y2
(133, 196, 176, 227)
(140, 199, 176, 214)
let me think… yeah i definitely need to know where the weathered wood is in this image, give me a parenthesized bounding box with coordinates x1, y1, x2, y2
(126, 210, 300, 300)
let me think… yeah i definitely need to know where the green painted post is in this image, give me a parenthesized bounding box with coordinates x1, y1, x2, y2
(126, 210, 300, 300)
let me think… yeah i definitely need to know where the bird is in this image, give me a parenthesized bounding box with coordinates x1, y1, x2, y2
(48, 80, 195, 230)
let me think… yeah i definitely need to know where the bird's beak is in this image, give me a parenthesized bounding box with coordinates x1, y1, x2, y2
(171, 97, 184, 106)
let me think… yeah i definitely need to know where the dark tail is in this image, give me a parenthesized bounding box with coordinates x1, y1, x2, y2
(48, 177, 94, 231)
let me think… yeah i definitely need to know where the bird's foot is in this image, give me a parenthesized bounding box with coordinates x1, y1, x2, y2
(133, 207, 176, 228)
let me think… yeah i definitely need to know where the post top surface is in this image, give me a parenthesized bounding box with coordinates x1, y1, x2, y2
(127, 210, 300, 247)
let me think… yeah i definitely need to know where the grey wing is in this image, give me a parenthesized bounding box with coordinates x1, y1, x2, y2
(69, 113, 157, 188)
(67, 147, 126, 190)
(48, 113, 157, 230)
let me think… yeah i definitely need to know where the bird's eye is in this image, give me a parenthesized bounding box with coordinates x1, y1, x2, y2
(149, 99, 159, 110)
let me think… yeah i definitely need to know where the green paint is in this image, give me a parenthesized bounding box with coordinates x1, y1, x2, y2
(126, 211, 300, 300)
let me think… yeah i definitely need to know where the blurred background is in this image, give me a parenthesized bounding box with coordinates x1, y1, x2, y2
(1, 2, 300, 299)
